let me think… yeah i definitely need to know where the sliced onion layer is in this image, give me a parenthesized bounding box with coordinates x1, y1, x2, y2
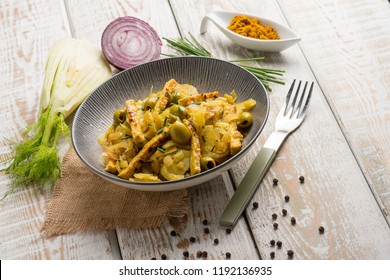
(101, 16, 162, 70)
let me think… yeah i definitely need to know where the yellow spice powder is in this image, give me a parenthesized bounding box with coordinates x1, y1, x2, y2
(227, 15, 280, 40)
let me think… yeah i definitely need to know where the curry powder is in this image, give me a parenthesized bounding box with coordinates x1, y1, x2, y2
(227, 15, 280, 40)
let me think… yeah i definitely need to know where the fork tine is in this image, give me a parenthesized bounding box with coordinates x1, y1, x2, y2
(294, 81, 308, 118)
(282, 79, 296, 115)
(298, 82, 314, 118)
(287, 80, 302, 118)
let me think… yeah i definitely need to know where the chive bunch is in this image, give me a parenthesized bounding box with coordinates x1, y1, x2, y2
(162, 33, 285, 92)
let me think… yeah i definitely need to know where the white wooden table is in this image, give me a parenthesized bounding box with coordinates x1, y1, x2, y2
(1, 0, 389, 260)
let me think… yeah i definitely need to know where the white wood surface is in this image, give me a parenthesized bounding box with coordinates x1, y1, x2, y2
(169, 0, 390, 259)
(0, 0, 389, 260)
(0, 0, 114, 259)
(278, 0, 390, 220)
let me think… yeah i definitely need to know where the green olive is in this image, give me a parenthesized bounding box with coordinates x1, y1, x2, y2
(169, 104, 187, 120)
(144, 96, 158, 110)
(237, 111, 253, 128)
(113, 108, 126, 124)
(168, 120, 191, 144)
(200, 157, 216, 171)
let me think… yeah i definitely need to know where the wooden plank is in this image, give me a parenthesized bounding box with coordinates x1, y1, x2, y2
(64, 0, 259, 259)
(0, 0, 114, 259)
(169, 0, 390, 259)
(115, 176, 259, 260)
(278, 0, 390, 221)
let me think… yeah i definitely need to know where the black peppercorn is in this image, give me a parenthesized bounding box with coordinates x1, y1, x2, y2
(272, 213, 278, 220)
(214, 238, 219, 245)
(273, 222, 278, 230)
(196, 250, 202, 258)
(202, 251, 208, 258)
(273, 178, 278, 185)
(203, 227, 210, 234)
(202, 219, 208, 225)
(226, 252, 231, 259)
(282, 209, 287, 216)
(183, 251, 189, 258)
(284, 195, 290, 202)
(189, 236, 196, 243)
(291, 217, 296, 225)
(287, 250, 294, 259)
(170, 230, 177, 236)
(151, 257, 156, 260)
(270, 251, 275, 259)
(226, 228, 232, 234)
(161, 254, 167, 260)
(252, 202, 259, 209)
(270, 239, 276, 246)
(299, 176, 305, 183)
(319, 226, 325, 234)
(276, 241, 282, 248)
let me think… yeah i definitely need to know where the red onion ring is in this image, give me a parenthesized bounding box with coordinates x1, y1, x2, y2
(101, 16, 162, 70)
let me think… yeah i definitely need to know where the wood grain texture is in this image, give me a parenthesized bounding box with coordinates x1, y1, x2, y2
(116, 176, 259, 260)
(0, 0, 114, 259)
(169, 0, 390, 259)
(278, 0, 390, 220)
(1, 0, 389, 260)
(64, 0, 259, 259)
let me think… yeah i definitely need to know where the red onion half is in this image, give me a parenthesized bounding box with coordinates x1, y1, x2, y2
(101, 16, 162, 70)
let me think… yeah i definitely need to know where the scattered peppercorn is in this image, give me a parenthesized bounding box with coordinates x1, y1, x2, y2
(291, 217, 296, 225)
(287, 250, 294, 259)
(273, 178, 278, 185)
(319, 226, 325, 234)
(183, 251, 189, 258)
(204, 227, 210, 234)
(161, 254, 167, 260)
(214, 238, 219, 245)
(226, 252, 231, 259)
(270, 251, 275, 259)
(170, 230, 177, 236)
(273, 222, 278, 230)
(282, 209, 287, 216)
(196, 251, 202, 258)
(226, 228, 232, 234)
(151, 257, 156, 260)
(284, 195, 290, 202)
(272, 213, 278, 220)
(270, 239, 276, 247)
(189, 236, 196, 243)
(299, 176, 305, 183)
(202, 219, 208, 225)
(252, 202, 259, 209)
(276, 241, 282, 248)
(202, 251, 208, 258)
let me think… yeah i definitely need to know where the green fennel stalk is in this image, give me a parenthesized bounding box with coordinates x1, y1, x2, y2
(6, 109, 69, 192)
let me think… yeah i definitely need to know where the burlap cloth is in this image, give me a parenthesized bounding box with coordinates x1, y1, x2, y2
(41, 147, 188, 237)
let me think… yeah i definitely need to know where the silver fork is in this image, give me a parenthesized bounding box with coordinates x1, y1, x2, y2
(219, 80, 314, 227)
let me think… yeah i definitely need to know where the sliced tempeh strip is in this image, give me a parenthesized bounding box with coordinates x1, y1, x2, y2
(125, 99, 145, 144)
(228, 122, 243, 155)
(224, 104, 243, 155)
(118, 128, 170, 179)
(162, 78, 178, 94)
(178, 91, 219, 107)
(183, 119, 201, 175)
(154, 79, 178, 112)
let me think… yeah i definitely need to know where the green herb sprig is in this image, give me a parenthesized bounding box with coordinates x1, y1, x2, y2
(162, 33, 285, 92)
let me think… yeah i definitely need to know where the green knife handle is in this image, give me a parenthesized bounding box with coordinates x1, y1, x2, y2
(219, 147, 276, 227)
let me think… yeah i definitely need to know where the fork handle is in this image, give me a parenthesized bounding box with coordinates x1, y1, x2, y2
(219, 147, 276, 227)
